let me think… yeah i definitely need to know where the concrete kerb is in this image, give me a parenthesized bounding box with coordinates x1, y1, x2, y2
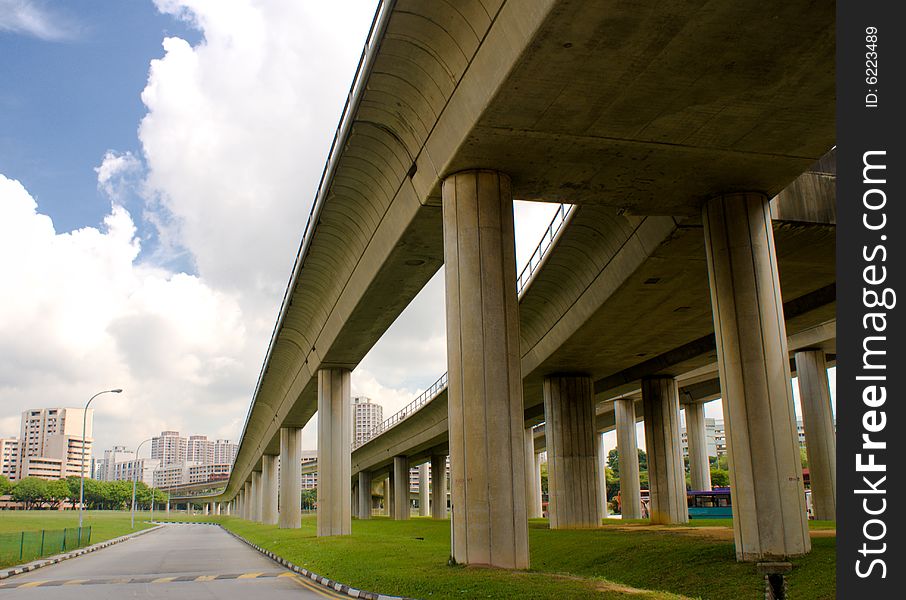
(0, 524, 164, 580)
(217, 524, 416, 600)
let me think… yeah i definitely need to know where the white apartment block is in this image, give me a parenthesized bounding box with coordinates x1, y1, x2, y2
(679, 417, 720, 459)
(112, 457, 161, 487)
(100, 446, 135, 481)
(187, 463, 231, 484)
(213, 439, 238, 465)
(1, 438, 20, 481)
(153, 462, 196, 489)
(151, 431, 187, 466)
(352, 396, 383, 445)
(20, 456, 66, 479)
(301, 450, 318, 490)
(16, 407, 93, 480)
(187, 435, 214, 464)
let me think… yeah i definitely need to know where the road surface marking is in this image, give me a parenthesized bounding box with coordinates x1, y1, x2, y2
(0, 572, 288, 589)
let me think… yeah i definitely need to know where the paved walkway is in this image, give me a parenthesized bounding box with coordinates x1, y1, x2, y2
(0, 524, 345, 599)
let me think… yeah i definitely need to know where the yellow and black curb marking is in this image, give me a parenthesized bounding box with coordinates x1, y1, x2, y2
(0, 571, 296, 590)
(0, 525, 163, 582)
(219, 525, 417, 600)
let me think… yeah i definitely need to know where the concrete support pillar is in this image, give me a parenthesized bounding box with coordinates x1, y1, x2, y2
(243, 482, 252, 520)
(317, 368, 352, 537)
(596, 433, 609, 518)
(544, 375, 600, 528)
(703, 192, 810, 560)
(641, 377, 688, 524)
(166, 498, 170, 514)
(279, 427, 303, 529)
(251, 471, 262, 522)
(524, 427, 541, 519)
(392, 456, 410, 520)
(442, 169, 528, 569)
(384, 477, 392, 516)
(418, 464, 430, 517)
(533, 452, 543, 518)
(794, 349, 836, 521)
(615, 398, 641, 519)
(430, 455, 447, 519)
(358, 471, 373, 520)
(684, 402, 712, 491)
(203, 503, 209, 516)
(261, 455, 279, 525)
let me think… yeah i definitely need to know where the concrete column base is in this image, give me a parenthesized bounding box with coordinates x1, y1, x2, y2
(261, 455, 279, 525)
(794, 349, 836, 521)
(544, 375, 601, 528)
(641, 377, 688, 524)
(704, 192, 810, 560)
(430, 455, 447, 519)
(443, 169, 529, 568)
(358, 471, 373, 520)
(418, 463, 430, 517)
(251, 471, 262, 523)
(615, 398, 641, 519)
(596, 433, 609, 518)
(524, 427, 541, 520)
(317, 368, 352, 536)
(392, 456, 410, 520)
(279, 427, 303, 528)
(684, 401, 712, 491)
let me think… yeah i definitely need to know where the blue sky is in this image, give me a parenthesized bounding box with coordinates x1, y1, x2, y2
(0, 0, 198, 239)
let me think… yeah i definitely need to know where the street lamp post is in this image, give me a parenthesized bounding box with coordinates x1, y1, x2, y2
(79, 389, 123, 529)
(131, 438, 153, 529)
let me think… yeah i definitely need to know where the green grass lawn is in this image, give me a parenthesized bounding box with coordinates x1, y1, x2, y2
(0, 510, 154, 568)
(192, 515, 836, 600)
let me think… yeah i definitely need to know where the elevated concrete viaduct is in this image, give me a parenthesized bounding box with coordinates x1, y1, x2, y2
(200, 0, 833, 568)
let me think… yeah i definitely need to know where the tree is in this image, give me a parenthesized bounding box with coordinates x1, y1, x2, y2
(12, 477, 49, 509)
(800, 446, 809, 468)
(0, 474, 12, 496)
(64, 476, 82, 509)
(46, 479, 71, 508)
(300, 488, 317, 510)
(710, 469, 730, 488)
(607, 448, 648, 477)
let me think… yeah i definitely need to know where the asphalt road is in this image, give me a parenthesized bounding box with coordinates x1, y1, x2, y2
(0, 524, 347, 599)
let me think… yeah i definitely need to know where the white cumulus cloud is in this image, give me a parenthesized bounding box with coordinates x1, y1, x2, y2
(0, 174, 253, 452)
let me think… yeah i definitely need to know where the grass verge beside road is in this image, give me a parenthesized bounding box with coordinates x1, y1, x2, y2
(0, 510, 154, 569)
(202, 515, 835, 600)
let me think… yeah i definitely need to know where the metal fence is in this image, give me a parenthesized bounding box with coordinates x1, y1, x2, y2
(357, 372, 448, 447)
(0, 526, 91, 565)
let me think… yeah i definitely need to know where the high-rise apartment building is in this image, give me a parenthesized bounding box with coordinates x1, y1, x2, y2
(679, 417, 719, 459)
(1, 438, 20, 481)
(112, 457, 161, 487)
(301, 450, 318, 490)
(16, 408, 93, 480)
(352, 396, 383, 445)
(187, 435, 214, 464)
(213, 439, 238, 465)
(99, 446, 135, 481)
(151, 431, 187, 466)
